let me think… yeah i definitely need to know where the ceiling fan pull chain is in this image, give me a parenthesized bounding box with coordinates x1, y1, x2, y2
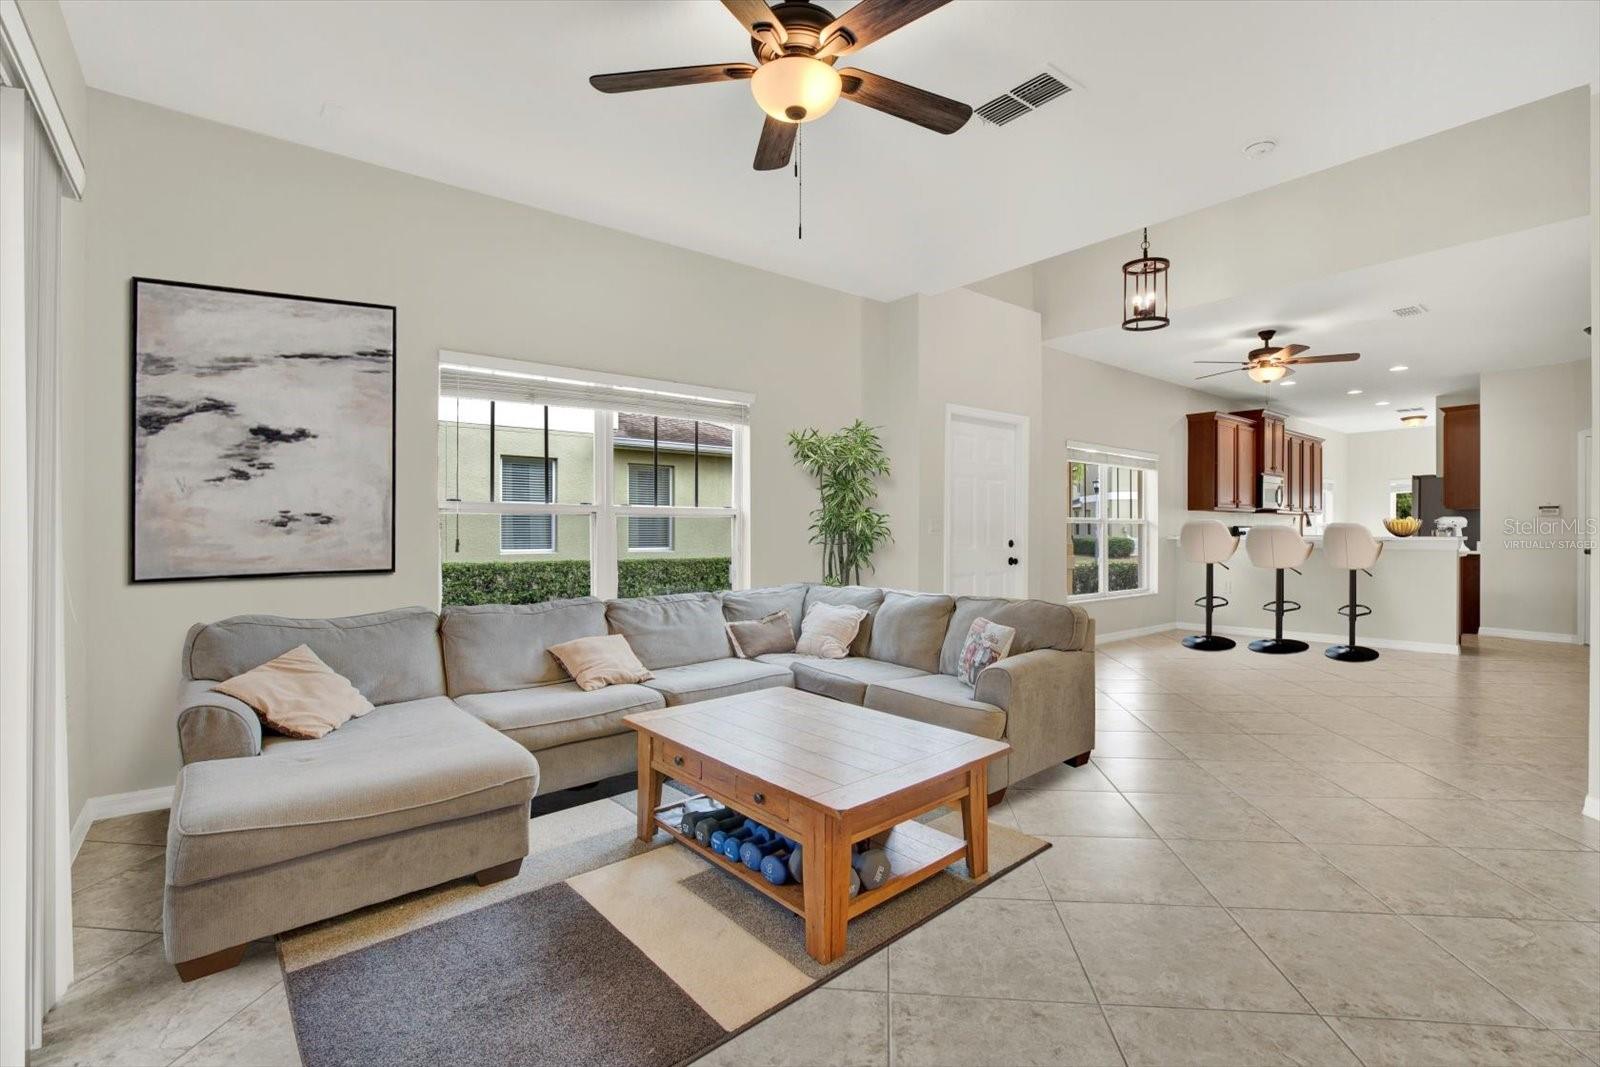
(795, 124, 803, 240)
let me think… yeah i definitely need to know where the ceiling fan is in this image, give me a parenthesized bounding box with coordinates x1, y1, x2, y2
(1193, 330, 1360, 384)
(589, 0, 973, 171)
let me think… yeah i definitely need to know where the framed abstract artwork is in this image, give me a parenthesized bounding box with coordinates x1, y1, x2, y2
(130, 278, 396, 582)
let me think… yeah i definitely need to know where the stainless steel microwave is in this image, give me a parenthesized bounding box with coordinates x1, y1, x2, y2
(1258, 473, 1285, 511)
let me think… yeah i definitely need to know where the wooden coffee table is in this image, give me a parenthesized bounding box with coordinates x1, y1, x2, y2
(625, 686, 1011, 964)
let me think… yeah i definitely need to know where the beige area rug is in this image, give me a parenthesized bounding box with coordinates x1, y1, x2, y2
(278, 787, 1047, 1066)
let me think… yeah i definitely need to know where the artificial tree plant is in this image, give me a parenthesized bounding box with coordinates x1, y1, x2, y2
(788, 420, 892, 586)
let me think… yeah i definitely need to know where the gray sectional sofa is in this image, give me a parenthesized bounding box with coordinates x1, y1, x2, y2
(165, 584, 1094, 978)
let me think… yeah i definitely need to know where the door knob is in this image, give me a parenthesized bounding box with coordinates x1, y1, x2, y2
(1007, 557, 1019, 566)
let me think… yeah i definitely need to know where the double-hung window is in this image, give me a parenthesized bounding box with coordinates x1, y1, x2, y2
(438, 354, 750, 605)
(1066, 442, 1158, 601)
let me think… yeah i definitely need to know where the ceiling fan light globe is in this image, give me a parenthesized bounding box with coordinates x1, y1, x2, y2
(751, 56, 841, 124)
(1247, 363, 1289, 384)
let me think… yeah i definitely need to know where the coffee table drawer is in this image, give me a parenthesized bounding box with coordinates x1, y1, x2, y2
(735, 774, 790, 822)
(654, 739, 702, 780)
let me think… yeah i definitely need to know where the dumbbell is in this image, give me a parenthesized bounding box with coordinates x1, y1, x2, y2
(710, 817, 755, 853)
(778, 844, 866, 896)
(695, 811, 744, 848)
(741, 832, 789, 871)
(679, 805, 732, 839)
(720, 822, 773, 862)
(853, 846, 890, 891)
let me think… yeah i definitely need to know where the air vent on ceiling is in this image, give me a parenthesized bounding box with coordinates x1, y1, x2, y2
(975, 72, 1072, 127)
(1390, 304, 1429, 318)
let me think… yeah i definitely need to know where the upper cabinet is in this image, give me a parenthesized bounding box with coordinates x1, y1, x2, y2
(1233, 409, 1287, 476)
(1187, 412, 1257, 511)
(1441, 403, 1480, 510)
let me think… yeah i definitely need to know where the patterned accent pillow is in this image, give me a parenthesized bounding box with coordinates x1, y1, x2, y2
(957, 617, 1016, 687)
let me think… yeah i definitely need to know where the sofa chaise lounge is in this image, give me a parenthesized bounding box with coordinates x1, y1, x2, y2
(164, 584, 1094, 978)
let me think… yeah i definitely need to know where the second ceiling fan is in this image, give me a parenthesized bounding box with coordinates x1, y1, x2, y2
(1194, 330, 1360, 384)
(590, 0, 973, 170)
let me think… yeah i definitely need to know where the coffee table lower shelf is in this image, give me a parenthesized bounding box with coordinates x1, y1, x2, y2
(654, 800, 968, 921)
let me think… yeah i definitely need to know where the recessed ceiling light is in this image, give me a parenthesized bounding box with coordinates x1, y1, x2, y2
(1347, 389, 1363, 395)
(1375, 400, 1390, 406)
(1279, 380, 1296, 386)
(1389, 365, 1408, 372)
(1242, 139, 1277, 159)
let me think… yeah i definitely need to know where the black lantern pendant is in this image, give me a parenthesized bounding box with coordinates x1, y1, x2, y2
(1121, 227, 1170, 331)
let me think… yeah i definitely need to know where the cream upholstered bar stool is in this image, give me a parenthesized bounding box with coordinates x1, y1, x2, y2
(1321, 522, 1384, 662)
(1243, 525, 1313, 654)
(1179, 520, 1240, 651)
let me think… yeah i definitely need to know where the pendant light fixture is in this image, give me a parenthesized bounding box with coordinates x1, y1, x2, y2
(1121, 227, 1170, 331)
(1398, 408, 1428, 427)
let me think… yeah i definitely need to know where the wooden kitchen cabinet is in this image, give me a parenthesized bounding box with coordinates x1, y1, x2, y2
(1232, 409, 1287, 476)
(1187, 412, 1257, 511)
(1442, 404, 1480, 510)
(1281, 431, 1324, 515)
(1460, 553, 1481, 635)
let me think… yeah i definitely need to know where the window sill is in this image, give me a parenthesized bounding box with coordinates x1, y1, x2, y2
(626, 547, 675, 554)
(499, 549, 557, 556)
(1068, 588, 1158, 605)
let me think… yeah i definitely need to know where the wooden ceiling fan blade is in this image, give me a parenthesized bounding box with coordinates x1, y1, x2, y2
(837, 68, 971, 134)
(1195, 367, 1247, 380)
(1193, 360, 1246, 364)
(1280, 344, 1309, 357)
(721, 0, 786, 47)
(590, 63, 756, 93)
(753, 116, 796, 171)
(1286, 353, 1360, 364)
(818, 0, 952, 56)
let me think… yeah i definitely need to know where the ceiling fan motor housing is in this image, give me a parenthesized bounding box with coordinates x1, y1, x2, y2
(752, 2, 841, 61)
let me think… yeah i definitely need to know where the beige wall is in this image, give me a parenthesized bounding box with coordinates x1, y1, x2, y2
(1480, 358, 1592, 639)
(74, 91, 870, 804)
(1344, 426, 1437, 533)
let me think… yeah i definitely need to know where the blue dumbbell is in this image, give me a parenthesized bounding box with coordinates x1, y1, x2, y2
(741, 835, 787, 871)
(760, 848, 795, 885)
(697, 813, 744, 849)
(720, 823, 760, 861)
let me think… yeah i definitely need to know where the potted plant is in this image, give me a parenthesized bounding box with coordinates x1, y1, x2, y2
(788, 421, 892, 586)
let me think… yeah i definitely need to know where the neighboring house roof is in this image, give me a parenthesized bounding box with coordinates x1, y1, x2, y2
(616, 413, 732, 453)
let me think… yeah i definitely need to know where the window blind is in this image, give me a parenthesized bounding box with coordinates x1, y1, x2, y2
(627, 463, 673, 549)
(500, 456, 554, 551)
(440, 363, 750, 426)
(1066, 441, 1158, 471)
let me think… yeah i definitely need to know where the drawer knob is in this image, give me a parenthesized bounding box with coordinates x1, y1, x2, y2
(752, 791, 766, 804)
(672, 755, 684, 767)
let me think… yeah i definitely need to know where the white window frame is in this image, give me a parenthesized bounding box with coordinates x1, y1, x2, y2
(438, 353, 750, 600)
(1065, 446, 1158, 604)
(498, 455, 556, 555)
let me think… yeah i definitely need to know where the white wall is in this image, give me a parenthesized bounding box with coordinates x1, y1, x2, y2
(1344, 426, 1437, 532)
(1019, 89, 1592, 344)
(75, 91, 872, 805)
(1480, 358, 1592, 640)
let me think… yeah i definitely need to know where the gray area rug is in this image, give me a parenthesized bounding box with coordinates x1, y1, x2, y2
(284, 882, 724, 1067)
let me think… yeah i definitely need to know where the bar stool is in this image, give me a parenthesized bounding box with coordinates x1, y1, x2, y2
(1244, 525, 1312, 654)
(1321, 523, 1383, 662)
(1180, 520, 1240, 651)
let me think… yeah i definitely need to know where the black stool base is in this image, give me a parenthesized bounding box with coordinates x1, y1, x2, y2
(1325, 644, 1380, 662)
(1249, 638, 1309, 655)
(1183, 634, 1236, 652)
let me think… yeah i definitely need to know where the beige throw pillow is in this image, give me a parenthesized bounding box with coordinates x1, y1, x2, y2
(796, 601, 868, 660)
(549, 634, 653, 691)
(212, 644, 373, 740)
(727, 611, 797, 659)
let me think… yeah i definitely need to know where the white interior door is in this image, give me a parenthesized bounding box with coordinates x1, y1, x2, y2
(946, 407, 1027, 597)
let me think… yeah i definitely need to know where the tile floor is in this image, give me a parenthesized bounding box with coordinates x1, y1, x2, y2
(33, 631, 1600, 1066)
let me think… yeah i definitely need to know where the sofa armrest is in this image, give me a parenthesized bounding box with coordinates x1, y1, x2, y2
(176, 680, 262, 763)
(975, 649, 1094, 784)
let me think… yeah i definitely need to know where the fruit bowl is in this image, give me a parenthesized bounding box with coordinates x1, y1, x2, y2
(1383, 517, 1421, 537)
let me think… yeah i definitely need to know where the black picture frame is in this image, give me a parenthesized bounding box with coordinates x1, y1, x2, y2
(129, 277, 398, 583)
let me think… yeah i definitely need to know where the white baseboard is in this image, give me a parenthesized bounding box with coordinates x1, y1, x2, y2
(1174, 619, 1461, 656)
(69, 786, 174, 859)
(1476, 627, 1581, 645)
(1096, 621, 1183, 644)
